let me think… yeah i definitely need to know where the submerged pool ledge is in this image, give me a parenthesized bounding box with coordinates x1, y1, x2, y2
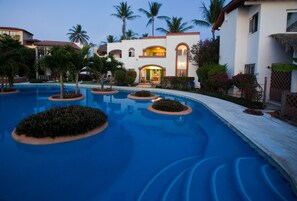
(16, 83, 297, 195)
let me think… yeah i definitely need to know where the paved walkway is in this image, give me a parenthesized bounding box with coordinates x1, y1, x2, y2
(17, 83, 297, 194)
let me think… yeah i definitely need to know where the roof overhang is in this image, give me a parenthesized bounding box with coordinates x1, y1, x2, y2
(213, 0, 297, 31)
(271, 33, 297, 52)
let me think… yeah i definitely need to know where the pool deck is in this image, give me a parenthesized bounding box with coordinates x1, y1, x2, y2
(16, 83, 297, 194)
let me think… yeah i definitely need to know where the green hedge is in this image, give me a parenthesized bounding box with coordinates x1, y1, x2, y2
(161, 76, 195, 90)
(152, 99, 186, 112)
(134, 90, 151, 97)
(15, 105, 107, 138)
(272, 63, 297, 71)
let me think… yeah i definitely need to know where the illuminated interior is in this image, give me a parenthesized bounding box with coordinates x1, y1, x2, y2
(176, 44, 188, 77)
(143, 46, 166, 57)
(139, 66, 165, 83)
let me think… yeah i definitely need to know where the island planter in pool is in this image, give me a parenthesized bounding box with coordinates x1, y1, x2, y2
(11, 105, 108, 145)
(91, 88, 119, 95)
(128, 90, 158, 100)
(148, 99, 192, 115)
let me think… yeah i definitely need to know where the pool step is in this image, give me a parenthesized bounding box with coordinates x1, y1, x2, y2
(137, 155, 200, 201)
(233, 157, 295, 201)
(138, 156, 296, 201)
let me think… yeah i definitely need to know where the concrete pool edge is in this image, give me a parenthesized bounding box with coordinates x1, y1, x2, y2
(15, 83, 297, 195)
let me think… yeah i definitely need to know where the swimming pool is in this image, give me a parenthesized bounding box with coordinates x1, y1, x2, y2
(0, 85, 295, 201)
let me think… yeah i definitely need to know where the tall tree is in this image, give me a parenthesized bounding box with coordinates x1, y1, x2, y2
(125, 30, 138, 40)
(0, 34, 29, 91)
(101, 35, 119, 44)
(69, 45, 90, 95)
(67, 24, 90, 45)
(138, 2, 167, 36)
(192, 0, 226, 40)
(40, 45, 73, 99)
(111, 2, 140, 40)
(156, 17, 193, 33)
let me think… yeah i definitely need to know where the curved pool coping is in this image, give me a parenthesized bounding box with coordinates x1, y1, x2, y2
(14, 83, 297, 195)
(127, 93, 158, 100)
(48, 94, 85, 101)
(91, 89, 119, 95)
(0, 90, 20, 95)
(11, 122, 108, 145)
(147, 104, 192, 115)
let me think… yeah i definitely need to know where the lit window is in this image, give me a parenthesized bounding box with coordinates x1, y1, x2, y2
(287, 12, 297, 32)
(249, 13, 258, 34)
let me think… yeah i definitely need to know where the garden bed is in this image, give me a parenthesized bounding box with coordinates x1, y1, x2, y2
(148, 99, 192, 115)
(128, 90, 158, 100)
(91, 88, 119, 95)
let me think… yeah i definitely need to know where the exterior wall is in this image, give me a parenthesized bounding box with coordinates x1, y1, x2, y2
(107, 33, 200, 85)
(219, 1, 297, 100)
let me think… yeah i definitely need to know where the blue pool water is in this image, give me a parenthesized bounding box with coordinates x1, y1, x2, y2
(0, 86, 296, 201)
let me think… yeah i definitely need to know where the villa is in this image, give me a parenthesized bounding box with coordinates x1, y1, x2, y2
(0, 26, 34, 45)
(105, 32, 200, 86)
(213, 0, 297, 102)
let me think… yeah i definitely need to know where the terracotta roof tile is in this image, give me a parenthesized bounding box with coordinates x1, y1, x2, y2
(34, 40, 80, 49)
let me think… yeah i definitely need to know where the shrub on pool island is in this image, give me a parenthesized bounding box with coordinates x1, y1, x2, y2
(15, 105, 107, 138)
(152, 99, 186, 112)
(134, 90, 152, 97)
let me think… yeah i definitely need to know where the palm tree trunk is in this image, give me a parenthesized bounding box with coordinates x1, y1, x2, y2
(212, 30, 215, 41)
(101, 74, 104, 90)
(60, 73, 64, 99)
(122, 18, 126, 39)
(75, 72, 79, 95)
(152, 17, 155, 37)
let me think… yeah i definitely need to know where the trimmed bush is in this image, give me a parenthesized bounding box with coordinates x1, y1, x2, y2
(15, 105, 107, 138)
(161, 76, 195, 90)
(115, 69, 126, 86)
(232, 73, 257, 101)
(134, 90, 151, 97)
(152, 99, 186, 112)
(125, 70, 137, 85)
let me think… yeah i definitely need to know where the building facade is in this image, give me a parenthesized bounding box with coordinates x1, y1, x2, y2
(213, 0, 297, 101)
(107, 32, 200, 85)
(0, 27, 34, 45)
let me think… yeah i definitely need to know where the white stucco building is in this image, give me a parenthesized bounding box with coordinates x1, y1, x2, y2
(213, 0, 297, 101)
(106, 32, 200, 85)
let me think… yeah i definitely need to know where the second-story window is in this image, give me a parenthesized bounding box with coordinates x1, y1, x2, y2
(244, 64, 255, 75)
(249, 13, 258, 34)
(128, 48, 135, 57)
(287, 11, 297, 32)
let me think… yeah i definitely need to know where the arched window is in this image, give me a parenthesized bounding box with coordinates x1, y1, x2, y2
(129, 48, 135, 57)
(176, 44, 189, 77)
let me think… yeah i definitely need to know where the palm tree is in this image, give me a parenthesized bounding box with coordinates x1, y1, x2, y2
(69, 45, 90, 94)
(125, 30, 138, 40)
(138, 2, 167, 36)
(0, 34, 28, 91)
(67, 24, 90, 45)
(101, 35, 119, 44)
(192, 0, 226, 40)
(111, 2, 140, 40)
(40, 46, 72, 99)
(157, 17, 193, 33)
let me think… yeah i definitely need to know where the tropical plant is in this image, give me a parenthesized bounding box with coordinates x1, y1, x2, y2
(232, 73, 257, 101)
(156, 17, 193, 33)
(111, 2, 140, 40)
(0, 34, 29, 91)
(196, 63, 227, 90)
(15, 105, 107, 138)
(192, 0, 226, 39)
(190, 38, 220, 67)
(142, 33, 149, 38)
(39, 45, 73, 98)
(138, 2, 167, 36)
(152, 99, 186, 112)
(101, 35, 119, 44)
(69, 45, 91, 94)
(134, 90, 151, 97)
(125, 29, 138, 40)
(67, 24, 90, 44)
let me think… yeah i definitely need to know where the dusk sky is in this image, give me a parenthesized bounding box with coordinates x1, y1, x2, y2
(0, 0, 231, 45)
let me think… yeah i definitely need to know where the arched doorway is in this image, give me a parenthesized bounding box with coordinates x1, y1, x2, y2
(139, 65, 166, 84)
